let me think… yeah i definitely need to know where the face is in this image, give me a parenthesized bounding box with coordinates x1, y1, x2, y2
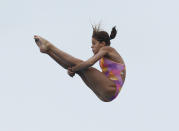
(91, 38, 105, 54)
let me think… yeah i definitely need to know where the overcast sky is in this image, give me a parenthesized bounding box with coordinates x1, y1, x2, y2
(0, 0, 179, 131)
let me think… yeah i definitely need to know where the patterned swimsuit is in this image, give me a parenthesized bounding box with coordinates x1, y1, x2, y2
(99, 57, 126, 101)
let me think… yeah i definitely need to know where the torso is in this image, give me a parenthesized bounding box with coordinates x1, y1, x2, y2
(101, 46, 126, 83)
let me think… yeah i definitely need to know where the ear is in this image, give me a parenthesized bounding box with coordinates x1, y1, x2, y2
(101, 41, 106, 46)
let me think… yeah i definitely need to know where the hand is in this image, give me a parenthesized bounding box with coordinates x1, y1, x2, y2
(67, 67, 75, 77)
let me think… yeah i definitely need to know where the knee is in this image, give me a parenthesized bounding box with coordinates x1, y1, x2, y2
(102, 88, 116, 102)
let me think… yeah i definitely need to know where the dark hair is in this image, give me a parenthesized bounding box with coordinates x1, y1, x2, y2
(92, 25, 117, 46)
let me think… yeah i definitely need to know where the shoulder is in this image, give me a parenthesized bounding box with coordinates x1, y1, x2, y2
(99, 46, 116, 55)
(99, 46, 114, 52)
(101, 46, 121, 60)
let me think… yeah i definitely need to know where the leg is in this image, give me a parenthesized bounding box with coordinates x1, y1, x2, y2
(77, 72, 107, 101)
(48, 50, 109, 101)
(79, 67, 116, 102)
(34, 36, 116, 102)
(48, 50, 73, 70)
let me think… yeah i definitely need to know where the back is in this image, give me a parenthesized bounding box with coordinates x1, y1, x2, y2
(104, 47, 125, 65)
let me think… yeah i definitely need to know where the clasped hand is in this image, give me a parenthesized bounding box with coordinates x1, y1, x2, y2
(67, 67, 75, 77)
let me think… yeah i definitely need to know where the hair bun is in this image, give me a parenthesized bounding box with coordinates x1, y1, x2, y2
(110, 26, 117, 40)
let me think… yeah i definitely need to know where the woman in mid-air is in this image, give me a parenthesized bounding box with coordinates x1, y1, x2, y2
(34, 25, 126, 102)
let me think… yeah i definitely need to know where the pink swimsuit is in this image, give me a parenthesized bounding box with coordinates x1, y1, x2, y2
(99, 57, 126, 101)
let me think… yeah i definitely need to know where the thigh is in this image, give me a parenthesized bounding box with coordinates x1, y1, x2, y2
(78, 72, 107, 101)
(61, 55, 117, 101)
(79, 67, 117, 100)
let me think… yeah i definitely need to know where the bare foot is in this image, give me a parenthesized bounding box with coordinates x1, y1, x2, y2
(34, 35, 51, 53)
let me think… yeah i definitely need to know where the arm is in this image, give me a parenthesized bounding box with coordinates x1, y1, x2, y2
(71, 47, 108, 72)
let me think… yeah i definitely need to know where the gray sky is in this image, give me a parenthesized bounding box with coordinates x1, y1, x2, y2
(0, 0, 179, 130)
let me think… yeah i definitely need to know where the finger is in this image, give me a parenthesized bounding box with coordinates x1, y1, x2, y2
(69, 74, 73, 77)
(70, 72, 75, 76)
(69, 70, 75, 73)
(70, 73, 75, 76)
(68, 71, 74, 77)
(69, 69, 73, 72)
